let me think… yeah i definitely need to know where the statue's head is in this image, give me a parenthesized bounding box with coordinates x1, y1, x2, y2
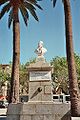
(38, 41, 43, 48)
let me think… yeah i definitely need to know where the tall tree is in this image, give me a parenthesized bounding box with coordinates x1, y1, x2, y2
(0, 0, 42, 103)
(52, 0, 80, 116)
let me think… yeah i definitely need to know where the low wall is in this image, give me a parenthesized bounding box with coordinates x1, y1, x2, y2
(7, 102, 71, 120)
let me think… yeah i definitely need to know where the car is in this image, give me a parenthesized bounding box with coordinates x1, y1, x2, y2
(53, 94, 70, 103)
(53, 94, 60, 102)
(0, 100, 8, 108)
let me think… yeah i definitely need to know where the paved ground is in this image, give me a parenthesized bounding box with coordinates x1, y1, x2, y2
(0, 116, 6, 120)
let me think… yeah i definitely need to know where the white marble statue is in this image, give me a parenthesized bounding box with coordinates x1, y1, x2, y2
(35, 41, 47, 56)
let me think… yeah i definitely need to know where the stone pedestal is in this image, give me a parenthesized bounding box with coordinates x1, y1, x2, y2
(7, 57, 71, 120)
(27, 57, 52, 102)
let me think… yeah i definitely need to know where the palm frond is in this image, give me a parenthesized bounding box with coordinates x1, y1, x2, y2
(51, 0, 57, 7)
(26, 0, 42, 10)
(27, 7, 39, 21)
(20, 5, 29, 26)
(25, 0, 37, 4)
(24, 2, 36, 10)
(23, 1, 39, 21)
(0, 2, 11, 19)
(62, 0, 64, 4)
(34, 3, 43, 10)
(8, 8, 13, 28)
(0, 0, 9, 6)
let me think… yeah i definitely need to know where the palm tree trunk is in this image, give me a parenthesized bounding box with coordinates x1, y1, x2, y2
(63, 0, 80, 116)
(9, 8, 20, 103)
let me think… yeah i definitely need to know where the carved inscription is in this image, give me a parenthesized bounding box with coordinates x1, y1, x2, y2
(30, 71, 51, 81)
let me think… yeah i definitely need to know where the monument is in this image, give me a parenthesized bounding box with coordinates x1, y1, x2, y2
(28, 41, 52, 102)
(7, 41, 70, 120)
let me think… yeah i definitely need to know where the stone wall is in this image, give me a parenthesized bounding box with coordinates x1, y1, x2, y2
(7, 102, 71, 120)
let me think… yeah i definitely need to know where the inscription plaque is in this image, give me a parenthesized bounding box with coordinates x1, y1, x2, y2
(30, 71, 51, 81)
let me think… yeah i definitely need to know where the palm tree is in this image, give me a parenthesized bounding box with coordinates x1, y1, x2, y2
(52, 0, 80, 117)
(0, 0, 42, 103)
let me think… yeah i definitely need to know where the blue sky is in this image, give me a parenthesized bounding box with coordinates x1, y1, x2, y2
(0, 0, 80, 64)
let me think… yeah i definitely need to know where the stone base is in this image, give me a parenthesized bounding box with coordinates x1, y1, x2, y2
(7, 102, 71, 120)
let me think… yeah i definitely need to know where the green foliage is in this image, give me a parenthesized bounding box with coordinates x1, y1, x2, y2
(51, 56, 69, 94)
(25, 58, 36, 66)
(19, 64, 29, 94)
(0, 58, 36, 95)
(0, 54, 80, 95)
(0, 65, 11, 95)
(50, 53, 80, 94)
(74, 53, 80, 80)
(19, 58, 36, 94)
(0, 66, 11, 86)
(74, 53, 80, 89)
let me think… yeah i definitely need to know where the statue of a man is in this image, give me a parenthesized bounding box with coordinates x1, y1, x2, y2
(35, 41, 47, 56)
